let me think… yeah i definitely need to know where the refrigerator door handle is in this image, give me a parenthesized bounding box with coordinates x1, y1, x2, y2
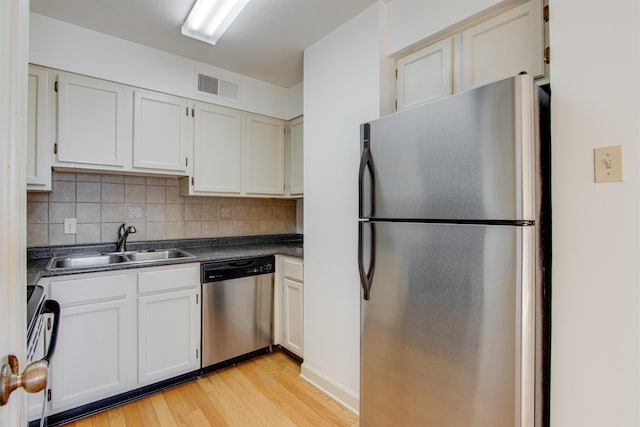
(358, 220, 375, 300)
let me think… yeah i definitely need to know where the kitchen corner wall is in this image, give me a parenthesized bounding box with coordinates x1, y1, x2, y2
(27, 171, 297, 247)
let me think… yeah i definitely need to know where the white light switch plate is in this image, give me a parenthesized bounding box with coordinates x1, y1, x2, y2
(64, 218, 77, 234)
(594, 145, 623, 183)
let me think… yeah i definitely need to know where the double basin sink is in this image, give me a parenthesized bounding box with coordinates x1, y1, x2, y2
(45, 249, 195, 271)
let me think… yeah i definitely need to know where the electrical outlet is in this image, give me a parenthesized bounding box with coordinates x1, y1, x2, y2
(594, 145, 623, 183)
(64, 218, 77, 234)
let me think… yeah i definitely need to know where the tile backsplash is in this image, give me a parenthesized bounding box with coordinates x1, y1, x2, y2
(27, 172, 297, 247)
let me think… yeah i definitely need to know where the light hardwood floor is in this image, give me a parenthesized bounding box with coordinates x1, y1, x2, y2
(61, 351, 359, 427)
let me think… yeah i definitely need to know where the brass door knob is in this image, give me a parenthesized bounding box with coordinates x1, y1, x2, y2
(0, 355, 48, 406)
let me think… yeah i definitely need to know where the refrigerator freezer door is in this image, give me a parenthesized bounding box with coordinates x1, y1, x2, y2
(360, 221, 535, 427)
(360, 75, 538, 222)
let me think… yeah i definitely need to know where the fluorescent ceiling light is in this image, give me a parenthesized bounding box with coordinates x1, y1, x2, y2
(181, 0, 251, 46)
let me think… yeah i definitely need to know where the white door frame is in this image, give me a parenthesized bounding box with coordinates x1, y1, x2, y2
(1, 0, 29, 425)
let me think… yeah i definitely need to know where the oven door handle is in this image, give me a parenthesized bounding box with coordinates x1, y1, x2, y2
(42, 300, 60, 362)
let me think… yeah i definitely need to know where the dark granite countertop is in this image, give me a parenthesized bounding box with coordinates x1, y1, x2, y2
(27, 234, 303, 287)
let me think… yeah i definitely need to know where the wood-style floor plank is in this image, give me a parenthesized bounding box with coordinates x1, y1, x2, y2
(61, 351, 359, 427)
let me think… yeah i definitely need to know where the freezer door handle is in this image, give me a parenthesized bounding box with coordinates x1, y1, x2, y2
(358, 221, 375, 300)
(358, 123, 375, 219)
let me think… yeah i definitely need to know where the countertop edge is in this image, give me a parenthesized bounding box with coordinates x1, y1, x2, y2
(28, 235, 303, 287)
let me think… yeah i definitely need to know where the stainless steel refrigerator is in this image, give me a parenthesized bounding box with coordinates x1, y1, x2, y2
(358, 74, 550, 427)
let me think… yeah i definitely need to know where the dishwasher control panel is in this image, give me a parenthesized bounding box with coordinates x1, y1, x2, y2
(201, 256, 275, 282)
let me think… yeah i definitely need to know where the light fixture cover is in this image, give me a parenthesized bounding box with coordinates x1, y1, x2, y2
(181, 0, 251, 46)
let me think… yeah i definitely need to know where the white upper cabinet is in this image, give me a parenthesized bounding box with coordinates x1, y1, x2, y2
(55, 73, 130, 169)
(191, 102, 243, 194)
(133, 90, 188, 173)
(286, 116, 304, 197)
(461, 0, 544, 90)
(245, 114, 285, 195)
(396, 38, 453, 111)
(27, 65, 52, 191)
(395, 0, 545, 107)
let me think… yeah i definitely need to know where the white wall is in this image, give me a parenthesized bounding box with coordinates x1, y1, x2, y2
(29, 13, 302, 120)
(549, 1, 640, 426)
(302, 3, 383, 411)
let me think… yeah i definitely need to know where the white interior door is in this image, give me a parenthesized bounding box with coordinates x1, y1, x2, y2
(1, 0, 29, 425)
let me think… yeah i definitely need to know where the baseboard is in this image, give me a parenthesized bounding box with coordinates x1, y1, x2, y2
(300, 362, 359, 415)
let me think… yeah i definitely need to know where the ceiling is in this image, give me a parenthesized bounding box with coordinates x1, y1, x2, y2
(30, 0, 378, 88)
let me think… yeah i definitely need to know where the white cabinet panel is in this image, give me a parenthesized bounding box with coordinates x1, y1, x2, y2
(192, 102, 243, 194)
(138, 288, 199, 385)
(395, 0, 544, 107)
(286, 116, 304, 196)
(56, 74, 130, 168)
(283, 278, 303, 357)
(397, 38, 453, 110)
(246, 114, 285, 195)
(133, 90, 188, 173)
(276, 255, 304, 358)
(462, 0, 544, 90)
(47, 271, 134, 412)
(27, 66, 52, 191)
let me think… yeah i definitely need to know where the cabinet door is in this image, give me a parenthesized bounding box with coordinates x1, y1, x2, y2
(47, 273, 133, 412)
(193, 102, 243, 194)
(133, 90, 188, 173)
(138, 288, 200, 385)
(461, 0, 544, 90)
(246, 114, 285, 195)
(56, 74, 129, 168)
(397, 38, 453, 110)
(287, 116, 304, 196)
(27, 66, 52, 191)
(283, 278, 303, 357)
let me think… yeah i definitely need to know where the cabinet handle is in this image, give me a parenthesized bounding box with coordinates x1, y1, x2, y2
(544, 47, 550, 64)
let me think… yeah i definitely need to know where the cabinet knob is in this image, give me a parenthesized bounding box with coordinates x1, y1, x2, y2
(0, 355, 48, 406)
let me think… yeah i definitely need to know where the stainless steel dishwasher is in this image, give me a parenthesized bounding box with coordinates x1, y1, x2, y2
(201, 256, 274, 373)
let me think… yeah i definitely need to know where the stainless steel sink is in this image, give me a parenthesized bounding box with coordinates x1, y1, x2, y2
(126, 249, 194, 262)
(44, 249, 195, 271)
(46, 254, 129, 270)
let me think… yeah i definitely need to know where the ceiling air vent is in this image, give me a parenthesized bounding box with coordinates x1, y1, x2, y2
(198, 73, 239, 100)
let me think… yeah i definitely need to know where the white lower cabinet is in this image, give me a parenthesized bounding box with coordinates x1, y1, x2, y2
(275, 256, 304, 358)
(137, 264, 200, 386)
(39, 263, 200, 416)
(45, 271, 136, 413)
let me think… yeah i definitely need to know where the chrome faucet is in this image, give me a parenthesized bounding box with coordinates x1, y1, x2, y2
(117, 223, 137, 252)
